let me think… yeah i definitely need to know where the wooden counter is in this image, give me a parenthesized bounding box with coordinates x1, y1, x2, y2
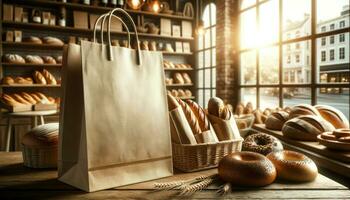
(0, 152, 349, 199)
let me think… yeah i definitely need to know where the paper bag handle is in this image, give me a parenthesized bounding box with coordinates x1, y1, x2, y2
(92, 13, 131, 47)
(107, 8, 142, 65)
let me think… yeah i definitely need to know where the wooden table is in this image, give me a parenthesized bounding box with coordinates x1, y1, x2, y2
(0, 152, 349, 199)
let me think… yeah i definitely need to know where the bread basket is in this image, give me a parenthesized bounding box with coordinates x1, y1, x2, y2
(172, 138, 243, 172)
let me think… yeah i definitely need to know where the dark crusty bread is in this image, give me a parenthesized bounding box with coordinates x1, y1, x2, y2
(265, 111, 289, 130)
(315, 105, 349, 129)
(289, 104, 321, 119)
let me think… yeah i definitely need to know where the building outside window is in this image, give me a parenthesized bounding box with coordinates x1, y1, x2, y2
(339, 47, 345, 59)
(340, 20, 345, 28)
(330, 23, 335, 30)
(321, 51, 326, 61)
(330, 49, 335, 61)
(321, 37, 326, 45)
(321, 26, 326, 32)
(330, 35, 335, 44)
(339, 33, 345, 42)
(295, 54, 300, 63)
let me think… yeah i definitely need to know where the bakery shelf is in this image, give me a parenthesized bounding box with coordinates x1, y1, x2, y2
(5, 0, 194, 21)
(0, 84, 61, 88)
(179, 96, 195, 100)
(166, 84, 193, 87)
(164, 68, 194, 71)
(162, 52, 193, 56)
(1, 63, 62, 68)
(2, 21, 194, 41)
(2, 42, 63, 50)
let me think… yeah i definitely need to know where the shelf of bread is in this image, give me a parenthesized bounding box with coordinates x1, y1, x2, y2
(0, 84, 61, 88)
(8, 0, 194, 21)
(2, 21, 194, 41)
(2, 42, 63, 50)
(1, 63, 62, 68)
(163, 60, 193, 70)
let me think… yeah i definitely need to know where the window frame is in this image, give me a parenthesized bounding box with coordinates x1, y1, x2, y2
(238, 0, 350, 108)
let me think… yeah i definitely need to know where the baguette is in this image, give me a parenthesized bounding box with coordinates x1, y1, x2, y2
(21, 92, 37, 104)
(33, 71, 47, 84)
(1, 94, 24, 106)
(30, 93, 42, 102)
(177, 98, 202, 136)
(186, 99, 210, 131)
(34, 92, 49, 103)
(42, 69, 57, 85)
(167, 94, 179, 111)
(11, 93, 32, 105)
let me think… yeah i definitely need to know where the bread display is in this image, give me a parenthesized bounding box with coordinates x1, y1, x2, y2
(177, 98, 202, 136)
(2, 76, 15, 85)
(42, 56, 57, 64)
(1, 94, 25, 106)
(21, 92, 37, 104)
(315, 105, 349, 129)
(11, 93, 32, 105)
(42, 36, 64, 45)
(173, 73, 185, 84)
(42, 69, 57, 85)
(3, 54, 25, 64)
(288, 104, 320, 119)
(182, 73, 192, 84)
(282, 115, 335, 141)
(14, 77, 34, 84)
(25, 55, 44, 64)
(265, 111, 289, 130)
(168, 89, 192, 98)
(33, 71, 47, 84)
(23, 36, 42, 44)
(186, 100, 210, 131)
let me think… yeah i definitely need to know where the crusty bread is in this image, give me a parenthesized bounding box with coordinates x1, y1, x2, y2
(30, 93, 42, 103)
(182, 73, 192, 84)
(208, 97, 225, 117)
(42, 69, 57, 85)
(42, 56, 57, 64)
(2, 76, 14, 85)
(178, 89, 185, 97)
(253, 109, 264, 124)
(171, 89, 178, 97)
(235, 104, 244, 116)
(289, 104, 320, 119)
(55, 56, 62, 64)
(25, 55, 44, 64)
(21, 92, 37, 104)
(186, 99, 210, 131)
(282, 115, 335, 141)
(1, 94, 24, 106)
(184, 89, 192, 97)
(11, 93, 32, 105)
(220, 106, 231, 120)
(265, 111, 289, 130)
(173, 73, 184, 84)
(3, 54, 25, 64)
(315, 105, 349, 129)
(15, 77, 33, 84)
(23, 36, 42, 44)
(167, 94, 179, 111)
(177, 98, 202, 136)
(34, 92, 49, 103)
(33, 71, 47, 84)
(42, 37, 64, 45)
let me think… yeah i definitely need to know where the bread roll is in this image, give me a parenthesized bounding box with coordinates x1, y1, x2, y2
(1, 94, 24, 106)
(3, 54, 25, 64)
(282, 115, 335, 141)
(265, 111, 289, 130)
(171, 89, 178, 97)
(289, 104, 320, 119)
(42, 37, 64, 45)
(23, 36, 42, 44)
(186, 99, 210, 131)
(25, 55, 44, 64)
(173, 73, 184, 84)
(42, 56, 57, 64)
(177, 98, 202, 136)
(315, 105, 349, 129)
(33, 71, 47, 84)
(208, 97, 225, 117)
(21, 92, 37, 104)
(11, 94, 32, 105)
(182, 73, 192, 84)
(177, 89, 184, 97)
(42, 69, 57, 85)
(2, 76, 14, 85)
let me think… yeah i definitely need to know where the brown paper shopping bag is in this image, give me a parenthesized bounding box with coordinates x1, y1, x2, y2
(58, 10, 172, 192)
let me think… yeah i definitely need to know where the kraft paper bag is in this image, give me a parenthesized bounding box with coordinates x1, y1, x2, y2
(58, 10, 173, 192)
(169, 106, 197, 144)
(208, 114, 242, 141)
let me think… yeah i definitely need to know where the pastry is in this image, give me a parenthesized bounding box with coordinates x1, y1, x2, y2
(182, 73, 192, 84)
(267, 150, 318, 182)
(42, 56, 57, 64)
(177, 98, 202, 136)
(15, 77, 34, 84)
(42, 69, 57, 85)
(218, 152, 276, 187)
(242, 133, 283, 155)
(42, 37, 64, 45)
(289, 104, 320, 119)
(265, 111, 289, 130)
(2, 76, 14, 85)
(25, 55, 44, 64)
(165, 78, 173, 85)
(3, 54, 25, 64)
(21, 92, 37, 104)
(23, 36, 42, 44)
(315, 105, 349, 129)
(186, 100, 210, 131)
(333, 128, 350, 137)
(33, 71, 47, 84)
(173, 73, 184, 84)
(208, 97, 225, 117)
(184, 89, 192, 97)
(320, 132, 337, 140)
(11, 93, 32, 105)
(282, 115, 335, 141)
(1, 94, 24, 106)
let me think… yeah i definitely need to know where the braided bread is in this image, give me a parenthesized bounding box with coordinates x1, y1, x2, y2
(177, 98, 202, 136)
(186, 99, 210, 131)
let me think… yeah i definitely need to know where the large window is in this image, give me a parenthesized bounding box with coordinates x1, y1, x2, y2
(239, 0, 350, 118)
(197, 2, 216, 107)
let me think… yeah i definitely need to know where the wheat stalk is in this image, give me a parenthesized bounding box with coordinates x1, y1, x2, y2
(216, 182, 232, 196)
(154, 174, 212, 190)
(179, 175, 217, 196)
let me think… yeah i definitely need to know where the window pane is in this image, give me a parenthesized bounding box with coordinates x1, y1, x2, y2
(240, 0, 256, 10)
(212, 48, 216, 66)
(198, 89, 204, 107)
(283, 88, 311, 106)
(259, 46, 279, 84)
(260, 88, 279, 110)
(204, 68, 211, 88)
(240, 8, 257, 49)
(205, 50, 211, 68)
(198, 69, 204, 88)
(203, 5, 211, 28)
(204, 89, 211, 105)
(211, 28, 216, 47)
(212, 88, 216, 97)
(317, 0, 349, 33)
(241, 88, 257, 108)
(317, 36, 350, 84)
(259, 0, 279, 45)
(283, 41, 311, 84)
(205, 30, 211, 48)
(283, 0, 311, 40)
(241, 50, 257, 85)
(212, 68, 216, 88)
(210, 3, 216, 25)
(198, 35, 203, 50)
(198, 51, 204, 68)
(317, 88, 349, 119)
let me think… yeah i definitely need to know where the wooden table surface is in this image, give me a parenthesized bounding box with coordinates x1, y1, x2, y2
(0, 152, 349, 200)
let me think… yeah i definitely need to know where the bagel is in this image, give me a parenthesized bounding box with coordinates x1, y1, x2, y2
(218, 152, 276, 187)
(242, 133, 283, 155)
(267, 150, 318, 182)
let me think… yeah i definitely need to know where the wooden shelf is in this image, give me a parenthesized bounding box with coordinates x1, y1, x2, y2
(2, 41, 63, 50)
(2, 21, 194, 41)
(179, 96, 195, 100)
(162, 52, 193, 56)
(5, 0, 194, 21)
(1, 63, 62, 68)
(0, 84, 61, 88)
(164, 68, 193, 71)
(166, 84, 193, 87)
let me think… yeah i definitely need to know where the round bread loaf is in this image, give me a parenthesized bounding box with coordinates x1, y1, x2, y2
(2, 76, 14, 85)
(25, 55, 44, 64)
(282, 115, 335, 141)
(289, 104, 320, 119)
(55, 56, 63, 64)
(184, 89, 192, 97)
(173, 73, 184, 84)
(42, 37, 64, 45)
(42, 56, 57, 64)
(177, 89, 185, 97)
(265, 111, 289, 130)
(218, 152, 276, 187)
(315, 105, 349, 129)
(208, 97, 225, 117)
(23, 36, 42, 44)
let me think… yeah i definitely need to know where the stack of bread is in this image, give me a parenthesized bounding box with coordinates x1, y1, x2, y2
(3, 54, 61, 64)
(167, 89, 192, 98)
(173, 73, 192, 84)
(1, 92, 59, 108)
(1, 69, 57, 85)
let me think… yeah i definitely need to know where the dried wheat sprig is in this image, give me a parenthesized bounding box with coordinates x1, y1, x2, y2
(179, 175, 217, 196)
(154, 174, 214, 190)
(177, 174, 216, 190)
(216, 182, 232, 196)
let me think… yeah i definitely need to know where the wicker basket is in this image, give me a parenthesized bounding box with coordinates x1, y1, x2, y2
(22, 145, 58, 168)
(172, 138, 243, 172)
